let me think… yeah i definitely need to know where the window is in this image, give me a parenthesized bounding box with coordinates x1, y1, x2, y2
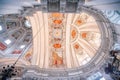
(100, 77, 106, 80)
(20, 45, 25, 49)
(4, 39, 11, 45)
(87, 72, 106, 80)
(0, 25, 2, 31)
(25, 20, 31, 28)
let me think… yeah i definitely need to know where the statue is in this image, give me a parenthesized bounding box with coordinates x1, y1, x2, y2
(105, 50, 120, 80)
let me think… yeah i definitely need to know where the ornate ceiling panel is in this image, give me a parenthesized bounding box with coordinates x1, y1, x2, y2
(0, 15, 32, 58)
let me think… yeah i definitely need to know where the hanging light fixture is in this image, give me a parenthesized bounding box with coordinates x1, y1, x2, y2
(0, 65, 17, 80)
(0, 17, 28, 80)
(0, 48, 25, 80)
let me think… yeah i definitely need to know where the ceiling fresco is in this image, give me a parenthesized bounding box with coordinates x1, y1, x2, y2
(26, 12, 101, 69)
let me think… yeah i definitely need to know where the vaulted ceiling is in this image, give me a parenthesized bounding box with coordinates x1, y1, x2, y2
(0, 0, 120, 80)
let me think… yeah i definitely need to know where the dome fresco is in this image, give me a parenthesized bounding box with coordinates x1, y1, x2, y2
(26, 12, 101, 69)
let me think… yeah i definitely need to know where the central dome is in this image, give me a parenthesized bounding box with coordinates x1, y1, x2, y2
(26, 12, 101, 69)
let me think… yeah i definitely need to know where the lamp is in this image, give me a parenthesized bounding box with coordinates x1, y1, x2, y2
(0, 48, 25, 80)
